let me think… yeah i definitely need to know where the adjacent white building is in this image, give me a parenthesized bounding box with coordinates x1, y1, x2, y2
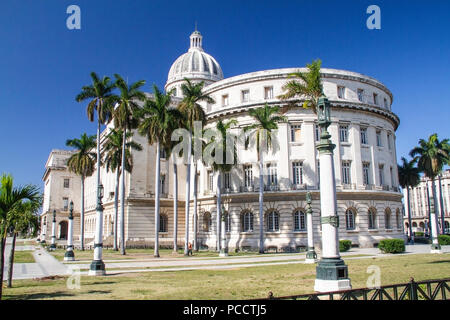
(40, 30, 405, 250)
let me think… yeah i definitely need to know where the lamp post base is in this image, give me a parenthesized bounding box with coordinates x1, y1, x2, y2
(88, 260, 106, 276)
(304, 258, 318, 264)
(431, 243, 442, 254)
(219, 249, 228, 257)
(314, 258, 351, 292)
(305, 248, 317, 264)
(49, 244, 56, 251)
(64, 250, 75, 261)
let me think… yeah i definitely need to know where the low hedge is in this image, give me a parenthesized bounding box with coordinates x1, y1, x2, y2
(379, 239, 405, 254)
(415, 232, 424, 237)
(339, 240, 352, 252)
(438, 234, 450, 245)
(414, 237, 431, 244)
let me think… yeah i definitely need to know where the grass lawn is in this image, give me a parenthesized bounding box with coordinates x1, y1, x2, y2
(49, 248, 260, 262)
(2, 253, 449, 300)
(12, 251, 35, 263)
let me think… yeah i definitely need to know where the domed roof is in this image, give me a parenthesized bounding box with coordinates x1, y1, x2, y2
(166, 30, 223, 88)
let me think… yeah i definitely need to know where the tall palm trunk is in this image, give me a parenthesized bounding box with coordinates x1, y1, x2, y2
(80, 176, 85, 250)
(184, 131, 192, 256)
(406, 187, 414, 244)
(7, 232, 17, 288)
(0, 233, 6, 299)
(154, 142, 161, 258)
(438, 175, 445, 234)
(216, 172, 222, 252)
(193, 162, 198, 251)
(258, 149, 264, 254)
(430, 178, 441, 246)
(113, 169, 120, 251)
(120, 128, 127, 255)
(173, 157, 178, 252)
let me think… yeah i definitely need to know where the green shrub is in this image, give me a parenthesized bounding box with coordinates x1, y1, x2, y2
(438, 234, 450, 245)
(339, 240, 352, 252)
(415, 231, 424, 237)
(379, 239, 405, 254)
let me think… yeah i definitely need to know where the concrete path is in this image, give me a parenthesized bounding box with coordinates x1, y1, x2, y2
(3, 238, 69, 280)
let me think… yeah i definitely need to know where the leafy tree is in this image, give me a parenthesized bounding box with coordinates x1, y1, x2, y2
(103, 129, 142, 251)
(398, 157, 421, 243)
(66, 133, 97, 250)
(137, 85, 181, 257)
(410, 133, 450, 247)
(0, 174, 40, 299)
(177, 78, 215, 255)
(113, 74, 146, 254)
(247, 104, 287, 253)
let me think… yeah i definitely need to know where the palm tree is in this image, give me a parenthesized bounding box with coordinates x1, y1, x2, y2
(6, 198, 41, 288)
(178, 78, 215, 256)
(0, 174, 40, 299)
(113, 74, 146, 254)
(137, 85, 182, 257)
(247, 104, 287, 253)
(66, 133, 97, 250)
(103, 128, 142, 251)
(278, 59, 323, 113)
(398, 157, 421, 244)
(204, 119, 238, 255)
(410, 133, 450, 251)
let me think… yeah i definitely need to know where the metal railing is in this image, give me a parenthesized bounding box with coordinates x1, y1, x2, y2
(261, 278, 450, 300)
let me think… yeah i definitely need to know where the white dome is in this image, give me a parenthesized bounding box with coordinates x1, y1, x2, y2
(165, 31, 223, 90)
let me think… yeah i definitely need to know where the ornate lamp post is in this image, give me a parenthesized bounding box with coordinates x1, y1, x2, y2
(40, 218, 47, 244)
(89, 183, 106, 275)
(49, 210, 57, 251)
(305, 192, 317, 264)
(64, 201, 75, 261)
(314, 95, 351, 292)
(219, 203, 228, 257)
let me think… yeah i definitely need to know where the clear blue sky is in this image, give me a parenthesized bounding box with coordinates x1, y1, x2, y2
(1, 0, 449, 191)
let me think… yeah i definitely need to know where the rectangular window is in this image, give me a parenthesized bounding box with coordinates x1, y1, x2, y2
(241, 90, 249, 102)
(342, 161, 352, 185)
(373, 93, 378, 105)
(384, 98, 388, 109)
(63, 178, 70, 188)
(292, 162, 303, 185)
(244, 165, 253, 188)
(360, 127, 368, 145)
(63, 197, 69, 211)
(379, 164, 385, 186)
(387, 133, 392, 150)
(160, 174, 166, 194)
(337, 86, 345, 99)
(290, 124, 301, 142)
(339, 125, 349, 142)
(363, 162, 370, 185)
(376, 130, 382, 147)
(317, 160, 320, 185)
(160, 148, 166, 159)
(315, 124, 321, 142)
(357, 89, 364, 102)
(224, 172, 231, 189)
(222, 94, 229, 106)
(267, 164, 278, 186)
(264, 86, 273, 100)
(390, 167, 394, 187)
(208, 170, 214, 191)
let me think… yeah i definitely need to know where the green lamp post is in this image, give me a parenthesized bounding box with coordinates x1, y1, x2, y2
(314, 94, 351, 292)
(49, 209, 57, 251)
(89, 183, 106, 275)
(64, 201, 75, 261)
(305, 192, 317, 263)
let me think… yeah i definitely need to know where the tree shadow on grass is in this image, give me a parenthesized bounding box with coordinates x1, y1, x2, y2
(84, 281, 116, 286)
(4, 291, 75, 300)
(85, 290, 111, 295)
(428, 260, 450, 264)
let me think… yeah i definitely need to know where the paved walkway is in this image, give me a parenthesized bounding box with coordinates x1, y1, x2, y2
(3, 238, 449, 279)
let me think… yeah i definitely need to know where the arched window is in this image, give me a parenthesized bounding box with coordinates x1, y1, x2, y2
(396, 209, 401, 229)
(368, 208, 377, 230)
(203, 212, 211, 232)
(266, 210, 279, 232)
(345, 208, 356, 230)
(241, 211, 254, 232)
(159, 214, 168, 233)
(385, 208, 392, 229)
(293, 210, 306, 231)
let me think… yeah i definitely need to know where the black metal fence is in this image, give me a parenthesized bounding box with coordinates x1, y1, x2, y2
(263, 278, 450, 300)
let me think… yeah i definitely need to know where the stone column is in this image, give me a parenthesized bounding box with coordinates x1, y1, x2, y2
(64, 201, 75, 261)
(305, 192, 317, 263)
(314, 95, 351, 292)
(49, 210, 56, 251)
